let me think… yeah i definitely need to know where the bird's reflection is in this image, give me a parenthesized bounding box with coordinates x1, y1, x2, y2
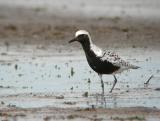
(94, 92, 107, 108)
(93, 92, 118, 108)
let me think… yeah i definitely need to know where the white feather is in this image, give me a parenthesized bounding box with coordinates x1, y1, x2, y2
(90, 44, 103, 57)
(75, 30, 89, 37)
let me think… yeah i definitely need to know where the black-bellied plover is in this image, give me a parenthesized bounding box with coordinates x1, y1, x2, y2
(69, 30, 139, 94)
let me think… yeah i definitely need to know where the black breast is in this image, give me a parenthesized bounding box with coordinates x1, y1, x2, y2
(86, 54, 120, 74)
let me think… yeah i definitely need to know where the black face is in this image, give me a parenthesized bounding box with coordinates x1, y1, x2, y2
(69, 34, 90, 45)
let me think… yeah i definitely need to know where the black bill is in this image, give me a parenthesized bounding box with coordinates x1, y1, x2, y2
(69, 38, 77, 43)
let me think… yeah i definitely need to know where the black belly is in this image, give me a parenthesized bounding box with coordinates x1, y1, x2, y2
(87, 57, 120, 74)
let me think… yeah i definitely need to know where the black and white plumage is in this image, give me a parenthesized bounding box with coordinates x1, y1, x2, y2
(69, 30, 139, 94)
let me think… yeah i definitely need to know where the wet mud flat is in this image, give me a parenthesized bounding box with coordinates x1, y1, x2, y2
(0, 48, 160, 121)
(0, 107, 160, 121)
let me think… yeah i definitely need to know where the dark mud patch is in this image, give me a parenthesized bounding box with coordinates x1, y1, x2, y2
(155, 88, 160, 91)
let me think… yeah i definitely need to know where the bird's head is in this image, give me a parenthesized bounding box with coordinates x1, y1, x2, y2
(69, 30, 92, 45)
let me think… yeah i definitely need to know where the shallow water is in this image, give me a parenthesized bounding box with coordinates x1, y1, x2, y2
(0, 0, 160, 18)
(0, 48, 160, 109)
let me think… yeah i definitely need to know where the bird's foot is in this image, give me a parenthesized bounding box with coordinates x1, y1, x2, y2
(144, 82, 148, 85)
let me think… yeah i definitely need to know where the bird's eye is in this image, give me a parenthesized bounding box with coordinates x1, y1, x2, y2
(83, 34, 87, 37)
(78, 34, 86, 39)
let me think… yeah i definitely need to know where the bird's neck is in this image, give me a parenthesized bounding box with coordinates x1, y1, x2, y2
(81, 42, 102, 59)
(80, 40, 92, 53)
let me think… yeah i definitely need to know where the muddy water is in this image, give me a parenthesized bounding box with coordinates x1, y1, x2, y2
(0, 48, 160, 109)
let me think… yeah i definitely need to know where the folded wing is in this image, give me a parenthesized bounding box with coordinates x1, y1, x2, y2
(100, 51, 139, 70)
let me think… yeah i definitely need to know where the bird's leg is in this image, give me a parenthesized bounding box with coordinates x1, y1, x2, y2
(98, 74, 106, 106)
(98, 74, 104, 95)
(110, 75, 117, 93)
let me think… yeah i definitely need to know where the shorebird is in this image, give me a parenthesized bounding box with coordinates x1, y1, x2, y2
(69, 30, 139, 94)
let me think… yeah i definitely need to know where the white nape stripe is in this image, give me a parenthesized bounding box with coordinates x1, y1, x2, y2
(75, 30, 89, 37)
(91, 44, 103, 57)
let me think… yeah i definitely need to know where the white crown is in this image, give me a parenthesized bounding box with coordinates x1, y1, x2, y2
(75, 30, 89, 37)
